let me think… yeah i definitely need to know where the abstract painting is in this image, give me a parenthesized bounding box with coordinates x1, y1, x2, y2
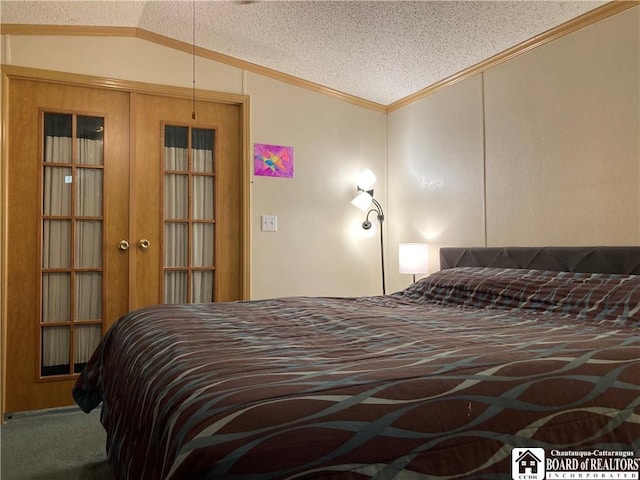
(254, 143, 294, 178)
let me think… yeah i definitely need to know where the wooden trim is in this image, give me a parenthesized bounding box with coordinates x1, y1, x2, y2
(128, 94, 138, 310)
(0, 65, 249, 105)
(241, 98, 251, 300)
(36, 108, 45, 382)
(0, 24, 136, 37)
(0, 71, 8, 422)
(387, 1, 639, 112)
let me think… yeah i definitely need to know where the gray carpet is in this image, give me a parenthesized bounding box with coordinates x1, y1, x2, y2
(1, 406, 115, 480)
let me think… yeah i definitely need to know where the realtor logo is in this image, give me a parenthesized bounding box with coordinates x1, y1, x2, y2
(512, 448, 545, 480)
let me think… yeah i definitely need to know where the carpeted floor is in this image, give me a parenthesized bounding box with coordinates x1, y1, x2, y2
(1, 406, 115, 480)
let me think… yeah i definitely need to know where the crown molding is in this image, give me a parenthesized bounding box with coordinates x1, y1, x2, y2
(0, 24, 136, 37)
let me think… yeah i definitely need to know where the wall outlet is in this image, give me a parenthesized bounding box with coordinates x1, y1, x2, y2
(261, 215, 277, 232)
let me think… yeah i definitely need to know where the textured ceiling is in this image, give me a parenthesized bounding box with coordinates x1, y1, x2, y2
(1, 0, 608, 105)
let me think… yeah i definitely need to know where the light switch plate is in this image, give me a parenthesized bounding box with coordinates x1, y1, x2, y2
(261, 215, 277, 232)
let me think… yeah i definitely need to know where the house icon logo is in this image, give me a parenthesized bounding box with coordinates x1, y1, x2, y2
(511, 448, 545, 480)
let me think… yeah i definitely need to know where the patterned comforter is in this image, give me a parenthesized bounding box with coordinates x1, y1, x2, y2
(73, 267, 640, 479)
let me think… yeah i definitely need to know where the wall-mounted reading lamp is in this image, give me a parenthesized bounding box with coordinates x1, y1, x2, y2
(351, 169, 386, 294)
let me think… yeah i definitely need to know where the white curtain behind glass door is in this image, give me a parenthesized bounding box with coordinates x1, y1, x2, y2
(42, 130, 103, 373)
(163, 126, 215, 304)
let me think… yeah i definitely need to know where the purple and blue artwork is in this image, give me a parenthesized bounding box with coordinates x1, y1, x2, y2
(254, 143, 294, 178)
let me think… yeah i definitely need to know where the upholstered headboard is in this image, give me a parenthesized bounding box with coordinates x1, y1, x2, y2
(440, 246, 640, 275)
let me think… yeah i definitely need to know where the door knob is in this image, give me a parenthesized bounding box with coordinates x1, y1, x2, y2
(138, 239, 150, 251)
(117, 240, 129, 251)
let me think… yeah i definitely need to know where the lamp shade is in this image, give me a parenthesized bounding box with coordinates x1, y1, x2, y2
(399, 243, 429, 274)
(351, 191, 373, 212)
(356, 168, 376, 191)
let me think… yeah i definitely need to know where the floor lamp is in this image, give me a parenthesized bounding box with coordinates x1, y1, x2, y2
(351, 169, 386, 294)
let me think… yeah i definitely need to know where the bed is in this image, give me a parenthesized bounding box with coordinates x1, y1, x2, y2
(73, 246, 640, 480)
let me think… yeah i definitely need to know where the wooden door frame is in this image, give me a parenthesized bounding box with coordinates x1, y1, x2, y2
(0, 65, 251, 419)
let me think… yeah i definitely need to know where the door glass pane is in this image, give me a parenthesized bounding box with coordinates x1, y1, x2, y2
(41, 326, 70, 376)
(192, 176, 214, 220)
(43, 166, 72, 215)
(76, 273, 102, 320)
(76, 169, 103, 216)
(192, 271, 214, 303)
(74, 325, 102, 373)
(77, 116, 104, 166)
(192, 128, 214, 173)
(42, 220, 71, 268)
(164, 271, 188, 304)
(42, 273, 70, 323)
(164, 174, 188, 218)
(75, 221, 102, 268)
(44, 113, 72, 164)
(164, 223, 188, 267)
(165, 125, 188, 171)
(165, 146, 188, 171)
(192, 224, 214, 267)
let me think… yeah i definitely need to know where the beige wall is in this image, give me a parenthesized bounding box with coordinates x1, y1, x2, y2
(387, 6, 639, 292)
(387, 74, 486, 291)
(484, 7, 639, 246)
(3, 35, 244, 95)
(247, 73, 387, 298)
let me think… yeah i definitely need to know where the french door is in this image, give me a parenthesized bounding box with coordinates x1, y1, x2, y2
(130, 93, 243, 309)
(5, 78, 244, 413)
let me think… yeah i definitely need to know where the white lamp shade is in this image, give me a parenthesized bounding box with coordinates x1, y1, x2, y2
(399, 243, 429, 274)
(356, 168, 376, 191)
(351, 191, 373, 212)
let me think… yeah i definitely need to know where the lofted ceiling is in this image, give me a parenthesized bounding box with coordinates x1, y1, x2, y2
(1, 0, 611, 106)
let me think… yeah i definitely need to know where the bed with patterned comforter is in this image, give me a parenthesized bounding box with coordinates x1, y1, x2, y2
(73, 266, 640, 479)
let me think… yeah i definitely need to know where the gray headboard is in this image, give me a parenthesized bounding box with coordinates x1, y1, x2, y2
(440, 246, 640, 275)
